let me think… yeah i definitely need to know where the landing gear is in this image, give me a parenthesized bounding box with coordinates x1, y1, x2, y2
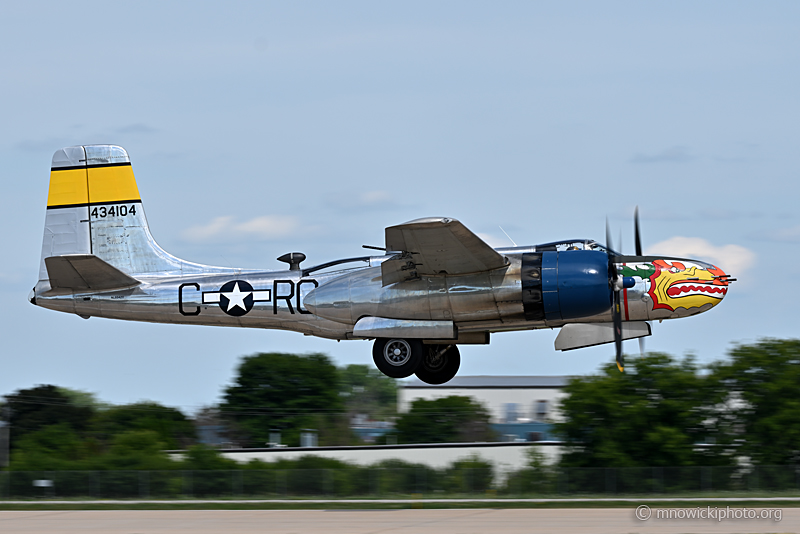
(414, 344, 460, 385)
(372, 338, 424, 379)
(372, 338, 461, 383)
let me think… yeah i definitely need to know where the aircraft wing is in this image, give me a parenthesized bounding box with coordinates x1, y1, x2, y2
(45, 254, 141, 291)
(381, 217, 507, 285)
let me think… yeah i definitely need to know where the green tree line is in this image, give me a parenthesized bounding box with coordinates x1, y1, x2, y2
(556, 339, 800, 468)
(0, 354, 402, 470)
(2, 339, 798, 472)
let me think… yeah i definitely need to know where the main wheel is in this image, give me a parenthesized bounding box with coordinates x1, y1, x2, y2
(372, 338, 423, 378)
(414, 344, 460, 385)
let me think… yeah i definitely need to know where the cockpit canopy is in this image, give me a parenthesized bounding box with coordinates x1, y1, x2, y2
(532, 239, 619, 255)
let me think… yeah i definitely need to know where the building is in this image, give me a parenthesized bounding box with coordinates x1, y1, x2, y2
(398, 375, 570, 441)
(207, 442, 560, 475)
(170, 376, 569, 471)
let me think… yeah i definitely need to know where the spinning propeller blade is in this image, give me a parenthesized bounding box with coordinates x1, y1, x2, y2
(634, 206, 643, 257)
(613, 289, 623, 372)
(607, 207, 648, 370)
(606, 218, 623, 372)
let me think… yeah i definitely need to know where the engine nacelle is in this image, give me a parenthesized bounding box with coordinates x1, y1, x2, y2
(521, 250, 611, 321)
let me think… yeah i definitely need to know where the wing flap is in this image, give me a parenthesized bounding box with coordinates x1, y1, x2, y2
(45, 254, 140, 291)
(382, 217, 507, 285)
(554, 322, 651, 351)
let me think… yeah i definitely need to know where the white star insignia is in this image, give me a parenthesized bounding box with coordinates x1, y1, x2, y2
(221, 282, 251, 312)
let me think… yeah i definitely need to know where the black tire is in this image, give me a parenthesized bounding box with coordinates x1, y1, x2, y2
(372, 338, 423, 379)
(414, 344, 460, 385)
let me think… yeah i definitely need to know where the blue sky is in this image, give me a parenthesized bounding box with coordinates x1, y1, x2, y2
(1, 2, 798, 411)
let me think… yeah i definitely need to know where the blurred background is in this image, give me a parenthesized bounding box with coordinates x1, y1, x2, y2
(1, 2, 798, 411)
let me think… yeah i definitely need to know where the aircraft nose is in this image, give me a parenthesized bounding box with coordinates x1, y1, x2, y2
(643, 258, 734, 318)
(663, 264, 732, 303)
(712, 267, 735, 300)
(28, 288, 37, 306)
(696, 263, 734, 301)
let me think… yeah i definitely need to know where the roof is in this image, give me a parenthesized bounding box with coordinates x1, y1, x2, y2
(400, 375, 570, 389)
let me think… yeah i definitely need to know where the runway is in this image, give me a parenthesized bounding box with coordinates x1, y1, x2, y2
(0, 508, 795, 534)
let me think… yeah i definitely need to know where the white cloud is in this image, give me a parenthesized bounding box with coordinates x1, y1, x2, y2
(645, 237, 755, 276)
(182, 215, 300, 243)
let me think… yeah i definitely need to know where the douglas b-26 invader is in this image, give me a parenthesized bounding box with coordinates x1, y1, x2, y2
(30, 145, 734, 384)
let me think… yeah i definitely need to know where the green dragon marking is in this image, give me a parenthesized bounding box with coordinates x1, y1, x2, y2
(619, 264, 656, 279)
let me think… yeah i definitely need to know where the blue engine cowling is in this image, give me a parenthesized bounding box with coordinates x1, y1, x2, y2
(521, 250, 611, 321)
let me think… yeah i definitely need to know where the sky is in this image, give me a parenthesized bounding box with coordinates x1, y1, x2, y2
(1, 2, 798, 412)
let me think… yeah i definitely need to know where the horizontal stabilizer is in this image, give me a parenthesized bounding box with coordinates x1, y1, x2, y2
(555, 321, 651, 351)
(45, 254, 140, 291)
(353, 316, 456, 339)
(382, 217, 507, 286)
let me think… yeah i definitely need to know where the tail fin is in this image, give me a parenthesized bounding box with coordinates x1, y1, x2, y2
(38, 145, 185, 289)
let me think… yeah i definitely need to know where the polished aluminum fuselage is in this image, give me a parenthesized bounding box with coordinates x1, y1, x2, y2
(34, 247, 690, 341)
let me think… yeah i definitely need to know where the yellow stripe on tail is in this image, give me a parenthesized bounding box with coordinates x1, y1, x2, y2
(88, 164, 141, 204)
(47, 168, 89, 208)
(47, 164, 141, 209)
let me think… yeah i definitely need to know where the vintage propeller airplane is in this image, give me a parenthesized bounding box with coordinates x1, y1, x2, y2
(30, 145, 734, 384)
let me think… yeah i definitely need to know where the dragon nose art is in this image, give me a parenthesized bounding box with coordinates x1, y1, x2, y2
(671, 267, 735, 302)
(713, 269, 736, 299)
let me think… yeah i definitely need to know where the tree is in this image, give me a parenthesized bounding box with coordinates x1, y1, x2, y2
(502, 447, 558, 494)
(181, 444, 239, 470)
(4, 385, 94, 449)
(100, 430, 176, 470)
(91, 402, 196, 449)
(339, 364, 398, 420)
(56, 387, 111, 411)
(394, 396, 494, 444)
(8, 424, 88, 470)
(708, 338, 800, 465)
(555, 353, 731, 468)
(220, 352, 347, 447)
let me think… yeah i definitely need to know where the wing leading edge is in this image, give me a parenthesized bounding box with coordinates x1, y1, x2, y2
(381, 217, 507, 286)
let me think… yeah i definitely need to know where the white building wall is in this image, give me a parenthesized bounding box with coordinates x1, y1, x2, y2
(215, 443, 561, 476)
(399, 387, 566, 424)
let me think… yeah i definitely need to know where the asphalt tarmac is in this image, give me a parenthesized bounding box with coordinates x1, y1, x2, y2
(0, 508, 796, 533)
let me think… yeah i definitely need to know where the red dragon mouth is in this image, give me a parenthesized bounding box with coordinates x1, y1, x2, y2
(667, 281, 728, 299)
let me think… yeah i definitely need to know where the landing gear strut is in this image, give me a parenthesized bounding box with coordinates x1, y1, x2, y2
(372, 338, 461, 383)
(415, 344, 460, 385)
